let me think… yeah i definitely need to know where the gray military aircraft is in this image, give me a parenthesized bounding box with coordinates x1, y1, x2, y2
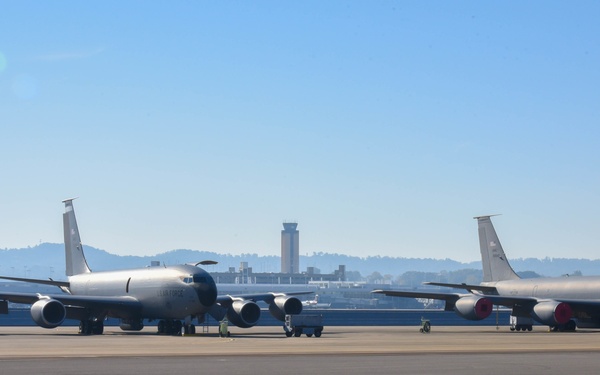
(373, 215, 600, 331)
(0, 199, 304, 335)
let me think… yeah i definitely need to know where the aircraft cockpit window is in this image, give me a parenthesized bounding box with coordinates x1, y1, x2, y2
(193, 275, 207, 283)
(182, 277, 193, 283)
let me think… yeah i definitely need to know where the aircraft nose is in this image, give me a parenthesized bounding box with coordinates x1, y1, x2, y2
(194, 272, 217, 308)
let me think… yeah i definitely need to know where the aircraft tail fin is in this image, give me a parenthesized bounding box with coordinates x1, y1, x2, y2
(63, 198, 92, 276)
(475, 215, 520, 282)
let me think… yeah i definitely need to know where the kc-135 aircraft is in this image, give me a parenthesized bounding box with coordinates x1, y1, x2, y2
(0, 199, 305, 335)
(374, 215, 600, 331)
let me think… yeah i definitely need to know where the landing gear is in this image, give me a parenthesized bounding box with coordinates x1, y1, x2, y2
(79, 319, 104, 335)
(183, 323, 196, 335)
(157, 319, 188, 335)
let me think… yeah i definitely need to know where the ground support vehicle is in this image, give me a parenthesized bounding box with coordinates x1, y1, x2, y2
(509, 315, 533, 331)
(284, 314, 323, 338)
(419, 317, 431, 333)
(219, 318, 231, 337)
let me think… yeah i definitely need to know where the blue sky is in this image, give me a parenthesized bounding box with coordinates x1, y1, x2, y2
(1, 2, 599, 263)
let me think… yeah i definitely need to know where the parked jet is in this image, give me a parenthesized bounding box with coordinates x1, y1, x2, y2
(0, 199, 304, 335)
(302, 294, 319, 307)
(373, 215, 600, 331)
(302, 294, 331, 308)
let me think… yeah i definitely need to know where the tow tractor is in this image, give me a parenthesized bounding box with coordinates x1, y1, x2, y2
(509, 315, 533, 332)
(284, 314, 324, 338)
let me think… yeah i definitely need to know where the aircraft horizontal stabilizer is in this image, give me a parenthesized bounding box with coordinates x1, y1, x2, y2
(0, 276, 70, 288)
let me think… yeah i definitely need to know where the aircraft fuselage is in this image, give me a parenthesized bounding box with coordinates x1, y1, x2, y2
(69, 264, 217, 320)
(486, 276, 600, 300)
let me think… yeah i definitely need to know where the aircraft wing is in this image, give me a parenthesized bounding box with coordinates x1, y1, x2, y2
(209, 291, 310, 325)
(216, 291, 312, 305)
(372, 289, 463, 303)
(374, 289, 600, 315)
(0, 291, 142, 316)
(423, 282, 499, 294)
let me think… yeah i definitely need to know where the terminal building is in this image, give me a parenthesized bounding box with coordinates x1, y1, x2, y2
(206, 220, 428, 309)
(206, 220, 414, 309)
(210, 222, 347, 284)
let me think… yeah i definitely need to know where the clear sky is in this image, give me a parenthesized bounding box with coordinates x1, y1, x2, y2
(1, 2, 599, 263)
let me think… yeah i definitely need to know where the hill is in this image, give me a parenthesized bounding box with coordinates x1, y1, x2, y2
(1, 243, 599, 281)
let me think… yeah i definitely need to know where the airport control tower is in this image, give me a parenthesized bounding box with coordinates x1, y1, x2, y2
(281, 222, 299, 274)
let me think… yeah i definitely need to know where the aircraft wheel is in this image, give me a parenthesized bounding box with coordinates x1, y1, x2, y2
(164, 320, 173, 334)
(173, 320, 183, 335)
(510, 327, 515, 331)
(306, 333, 313, 337)
(285, 331, 293, 337)
(527, 325, 533, 332)
(314, 330, 322, 338)
(79, 320, 92, 335)
(92, 321, 104, 335)
(294, 329, 302, 337)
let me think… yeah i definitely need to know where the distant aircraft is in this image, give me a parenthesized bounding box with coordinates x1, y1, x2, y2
(373, 215, 600, 332)
(0, 199, 306, 335)
(303, 294, 319, 307)
(302, 294, 330, 308)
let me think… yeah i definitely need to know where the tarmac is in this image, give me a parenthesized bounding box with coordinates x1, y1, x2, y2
(2, 325, 600, 374)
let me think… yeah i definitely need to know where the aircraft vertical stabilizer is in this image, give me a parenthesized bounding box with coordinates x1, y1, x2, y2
(475, 215, 519, 282)
(63, 198, 92, 276)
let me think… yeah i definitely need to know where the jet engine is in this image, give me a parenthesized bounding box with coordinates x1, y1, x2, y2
(227, 300, 261, 328)
(268, 296, 303, 321)
(531, 301, 572, 325)
(30, 299, 66, 328)
(453, 296, 493, 321)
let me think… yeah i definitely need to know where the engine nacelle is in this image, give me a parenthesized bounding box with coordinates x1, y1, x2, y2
(268, 296, 303, 321)
(453, 296, 493, 321)
(227, 300, 261, 328)
(531, 301, 572, 325)
(30, 299, 66, 328)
